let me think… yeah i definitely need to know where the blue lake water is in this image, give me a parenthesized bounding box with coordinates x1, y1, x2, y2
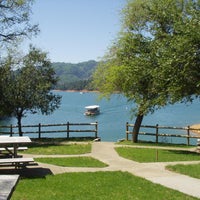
(1, 91, 200, 144)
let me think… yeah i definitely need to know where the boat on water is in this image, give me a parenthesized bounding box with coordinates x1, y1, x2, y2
(84, 105, 100, 116)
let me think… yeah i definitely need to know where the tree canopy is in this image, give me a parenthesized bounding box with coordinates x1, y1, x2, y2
(92, 0, 200, 142)
(0, 46, 61, 136)
(0, 0, 40, 120)
(0, 0, 39, 47)
(0, 0, 62, 136)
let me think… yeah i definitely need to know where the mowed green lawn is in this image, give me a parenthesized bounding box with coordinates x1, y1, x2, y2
(115, 147, 200, 162)
(26, 143, 91, 155)
(12, 171, 198, 200)
(13, 142, 199, 199)
(167, 163, 200, 179)
(35, 156, 108, 167)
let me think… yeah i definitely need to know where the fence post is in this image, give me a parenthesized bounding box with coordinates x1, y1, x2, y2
(156, 124, 159, 143)
(10, 124, 13, 136)
(38, 123, 41, 139)
(126, 122, 129, 140)
(187, 126, 190, 146)
(95, 122, 98, 138)
(67, 122, 70, 138)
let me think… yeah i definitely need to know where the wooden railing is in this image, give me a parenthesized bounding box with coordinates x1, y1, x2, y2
(126, 123, 200, 145)
(0, 122, 98, 139)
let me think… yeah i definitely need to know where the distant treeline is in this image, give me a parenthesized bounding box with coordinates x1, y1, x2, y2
(52, 60, 98, 91)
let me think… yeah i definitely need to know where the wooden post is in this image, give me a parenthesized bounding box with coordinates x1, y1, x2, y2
(156, 149, 158, 162)
(187, 126, 190, 146)
(67, 122, 70, 138)
(38, 123, 41, 139)
(10, 124, 13, 136)
(126, 122, 129, 140)
(156, 124, 159, 143)
(95, 122, 98, 138)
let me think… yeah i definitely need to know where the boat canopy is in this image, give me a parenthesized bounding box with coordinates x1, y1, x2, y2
(85, 105, 100, 110)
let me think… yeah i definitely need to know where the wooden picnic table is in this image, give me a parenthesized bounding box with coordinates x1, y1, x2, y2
(0, 136, 36, 168)
(0, 136, 31, 158)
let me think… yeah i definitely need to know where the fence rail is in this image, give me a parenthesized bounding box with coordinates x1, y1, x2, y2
(126, 123, 200, 145)
(0, 122, 98, 139)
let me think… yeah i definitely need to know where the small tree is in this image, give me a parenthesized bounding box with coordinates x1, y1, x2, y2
(93, 0, 200, 142)
(1, 46, 61, 136)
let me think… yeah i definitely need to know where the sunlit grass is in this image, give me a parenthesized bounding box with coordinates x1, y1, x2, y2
(35, 156, 108, 167)
(26, 143, 91, 155)
(115, 147, 200, 162)
(12, 171, 198, 200)
(117, 140, 195, 148)
(167, 163, 200, 179)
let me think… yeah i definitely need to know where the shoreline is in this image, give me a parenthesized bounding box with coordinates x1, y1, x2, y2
(53, 89, 99, 93)
(53, 89, 200, 136)
(190, 124, 200, 135)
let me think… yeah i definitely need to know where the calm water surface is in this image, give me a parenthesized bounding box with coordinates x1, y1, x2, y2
(1, 91, 200, 144)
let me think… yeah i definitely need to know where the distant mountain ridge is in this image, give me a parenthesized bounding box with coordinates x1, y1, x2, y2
(52, 60, 98, 90)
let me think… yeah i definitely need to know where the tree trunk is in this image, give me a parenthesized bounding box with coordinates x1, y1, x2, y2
(132, 114, 144, 143)
(17, 115, 23, 136)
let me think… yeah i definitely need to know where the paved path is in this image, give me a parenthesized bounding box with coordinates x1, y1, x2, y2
(32, 142, 200, 198)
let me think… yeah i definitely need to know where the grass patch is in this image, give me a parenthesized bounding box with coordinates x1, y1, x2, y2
(12, 171, 198, 200)
(35, 156, 108, 167)
(117, 140, 195, 148)
(115, 147, 200, 162)
(166, 163, 200, 179)
(26, 143, 91, 155)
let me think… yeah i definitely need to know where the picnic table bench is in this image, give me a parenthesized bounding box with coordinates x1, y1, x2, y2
(0, 157, 37, 169)
(0, 175, 19, 200)
(0, 146, 28, 151)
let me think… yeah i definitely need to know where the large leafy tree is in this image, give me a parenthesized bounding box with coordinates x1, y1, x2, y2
(93, 0, 200, 142)
(0, 46, 61, 136)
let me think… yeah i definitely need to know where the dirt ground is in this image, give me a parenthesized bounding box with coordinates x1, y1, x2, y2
(190, 124, 200, 135)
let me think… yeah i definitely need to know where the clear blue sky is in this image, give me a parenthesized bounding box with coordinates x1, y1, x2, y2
(26, 0, 126, 63)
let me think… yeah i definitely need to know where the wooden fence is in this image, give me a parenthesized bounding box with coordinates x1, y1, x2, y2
(0, 122, 98, 139)
(126, 123, 200, 145)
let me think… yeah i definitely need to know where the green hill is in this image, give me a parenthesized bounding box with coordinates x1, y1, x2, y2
(52, 60, 98, 90)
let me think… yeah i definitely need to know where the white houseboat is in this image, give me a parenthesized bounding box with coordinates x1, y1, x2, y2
(84, 105, 100, 116)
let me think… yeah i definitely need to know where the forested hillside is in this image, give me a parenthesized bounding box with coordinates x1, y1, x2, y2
(52, 60, 98, 90)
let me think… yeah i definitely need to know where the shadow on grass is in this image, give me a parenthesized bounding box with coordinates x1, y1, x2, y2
(168, 149, 199, 156)
(0, 167, 53, 179)
(119, 140, 195, 148)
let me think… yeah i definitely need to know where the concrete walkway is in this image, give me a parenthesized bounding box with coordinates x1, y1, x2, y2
(32, 142, 200, 198)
